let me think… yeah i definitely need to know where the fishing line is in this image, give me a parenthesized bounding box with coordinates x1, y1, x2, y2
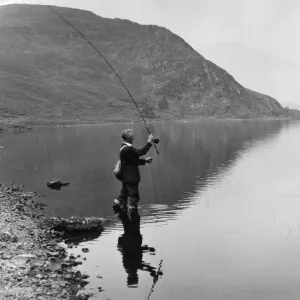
(29, 5, 165, 287)
(37, 1, 159, 155)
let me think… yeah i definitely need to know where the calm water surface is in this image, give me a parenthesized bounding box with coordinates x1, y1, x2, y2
(1, 119, 300, 300)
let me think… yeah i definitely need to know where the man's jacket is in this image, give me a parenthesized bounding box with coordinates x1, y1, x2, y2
(120, 142, 152, 183)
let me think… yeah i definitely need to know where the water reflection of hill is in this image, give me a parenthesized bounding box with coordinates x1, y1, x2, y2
(103, 119, 287, 230)
(0, 120, 287, 222)
(141, 120, 285, 203)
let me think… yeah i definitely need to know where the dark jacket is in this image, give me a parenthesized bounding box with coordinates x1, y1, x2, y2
(120, 141, 152, 183)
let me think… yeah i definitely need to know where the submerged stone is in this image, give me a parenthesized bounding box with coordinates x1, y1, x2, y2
(47, 180, 70, 190)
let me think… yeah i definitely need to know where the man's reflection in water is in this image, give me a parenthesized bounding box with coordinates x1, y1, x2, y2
(116, 209, 163, 288)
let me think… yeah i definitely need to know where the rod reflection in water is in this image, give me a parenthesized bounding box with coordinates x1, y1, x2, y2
(116, 209, 163, 288)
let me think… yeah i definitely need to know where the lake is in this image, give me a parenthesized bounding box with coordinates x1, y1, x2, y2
(1, 119, 300, 300)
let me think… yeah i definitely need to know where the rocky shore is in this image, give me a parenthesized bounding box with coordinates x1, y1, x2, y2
(0, 184, 102, 300)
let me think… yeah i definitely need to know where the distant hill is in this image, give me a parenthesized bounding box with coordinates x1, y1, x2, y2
(0, 4, 290, 125)
(200, 42, 300, 110)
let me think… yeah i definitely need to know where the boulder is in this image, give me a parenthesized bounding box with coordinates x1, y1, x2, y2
(47, 180, 70, 190)
(65, 217, 108, 232)
(41, 216, 110, 233)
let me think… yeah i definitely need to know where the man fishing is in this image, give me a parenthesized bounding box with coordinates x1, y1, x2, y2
(41, 1, 159, 223)
(113, 129, 155, 219)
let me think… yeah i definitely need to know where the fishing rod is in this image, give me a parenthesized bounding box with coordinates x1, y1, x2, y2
(39, 2, 159, 154)
(146, 259, 163, 300)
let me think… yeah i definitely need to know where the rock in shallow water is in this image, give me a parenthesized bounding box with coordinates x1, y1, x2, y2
(47, 180, 70, 190)
(75, 290, 93, 300)
(41, 216, 110, 233)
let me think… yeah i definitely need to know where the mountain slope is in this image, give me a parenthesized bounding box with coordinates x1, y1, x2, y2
(200, 42, 300, 110)
(0, 4, 287, 124)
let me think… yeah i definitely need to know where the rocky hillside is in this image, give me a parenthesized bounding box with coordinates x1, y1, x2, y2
(0, 4, 288, 124)
(200, 42, 300, 110)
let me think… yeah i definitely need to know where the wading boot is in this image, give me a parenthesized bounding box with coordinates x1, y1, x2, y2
(112, 199, 122, 215)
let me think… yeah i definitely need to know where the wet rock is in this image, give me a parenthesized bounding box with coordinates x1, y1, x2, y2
(81, 274, 89, 280)
(61, 261, 72, 268)
(75, 290, 93, 300)
(47, 251, 60, 257)
(0, 231, 18, 243)
(11, 185, 21, 192)
(16, 254, 36, 260)
(11, 255, 34, 267)
(41, 216, 109, 233)
(2, 254, 12, 260)
(80, 280, 89, 287)
(28, 230, 35, 237)
(47, 180, 70, 190)
(65, 274, 72, 280)
(32, 262, 44, 268)
(66, 216, 109, 232)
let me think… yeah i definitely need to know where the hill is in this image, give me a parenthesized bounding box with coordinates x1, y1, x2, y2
(0, 4, 290, 126)
(200, 42, 300, 110)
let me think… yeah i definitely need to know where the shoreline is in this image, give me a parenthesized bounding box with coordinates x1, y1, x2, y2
(0, 115, 294, 132)
(0, 183, 92, 300)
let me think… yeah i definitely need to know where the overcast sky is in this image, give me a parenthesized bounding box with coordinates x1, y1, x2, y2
(1, 0, 300, 64)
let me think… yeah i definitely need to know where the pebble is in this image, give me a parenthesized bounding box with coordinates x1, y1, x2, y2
(33, 262, 44, 268)
(0, 184, 89, 300)
(16, 254, 36, 259)
(75, 290, 93, 300)
(47, 251, 60, 257)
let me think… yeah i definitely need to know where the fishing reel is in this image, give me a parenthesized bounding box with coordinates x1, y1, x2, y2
(153, 138, 160, 144)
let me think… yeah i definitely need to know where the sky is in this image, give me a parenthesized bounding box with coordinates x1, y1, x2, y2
(1, 0, 300, 106)
(1, 0, 299, 64)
